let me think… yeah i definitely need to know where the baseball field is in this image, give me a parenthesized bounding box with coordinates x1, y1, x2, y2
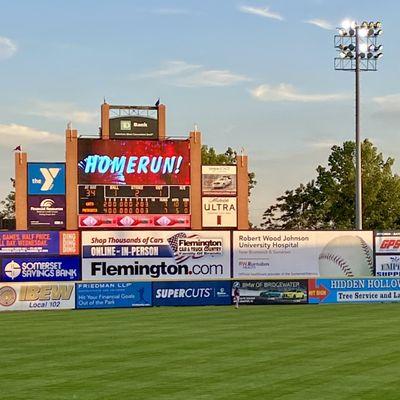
(1, 304, 399, 400)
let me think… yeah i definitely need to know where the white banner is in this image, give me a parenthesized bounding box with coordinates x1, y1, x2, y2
(375, 255, 400, 277)
(82, 231, 231, 281)
(0, 283, 75, 311)
(202, 197, 237, 228)
(233, 231, 374, 278)
(201, 165, 237, 196)
(375, 232, 400, 254)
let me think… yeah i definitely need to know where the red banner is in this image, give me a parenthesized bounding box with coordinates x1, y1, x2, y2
(78, 214, 191, 229)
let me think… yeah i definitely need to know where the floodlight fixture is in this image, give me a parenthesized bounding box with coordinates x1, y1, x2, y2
(334, 20, 383, 230)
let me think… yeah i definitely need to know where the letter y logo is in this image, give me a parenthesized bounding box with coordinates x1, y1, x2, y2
(40, 168, 60, 191)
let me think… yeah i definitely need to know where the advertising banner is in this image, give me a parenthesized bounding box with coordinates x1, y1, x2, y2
(0, 283, 75, 311)
(1, 256, 80, 282)
(79, 214, 191, 229)
(202, 165, 237, 196)
(233, 231, 374, 278)
(232, 280, 308, 305)
(375, 232, 400, 254)
(81, 230, 231, 281)
(76, 282, 152, 309)
(202, 197, 237, 228)
(375, 255, 400, 277)
(77, 139, 190, 185)
(153, 281, 231, 306)
(309, 278, 400, 304)
(109, 116, 158, 140)
(28, 195, 66, 229)
(27, 163, 66, 195)
(0, 231, 79, 255)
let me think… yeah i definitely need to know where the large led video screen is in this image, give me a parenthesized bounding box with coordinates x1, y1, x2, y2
(78, 139, 190, 185)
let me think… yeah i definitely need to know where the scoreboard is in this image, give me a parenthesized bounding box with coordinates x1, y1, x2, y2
(79, 185, 190, 214)
(78, 185, 191, 228)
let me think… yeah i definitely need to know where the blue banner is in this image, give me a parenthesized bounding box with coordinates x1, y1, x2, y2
(309, 278, 400, 304)
(0, 231, 62, 255)
(1, 256, 80, 282)
(28, 163, 66, 195)
(82, 245, 172, 258)
(153, 281, 232, 306)
(76, 282, 152, 309)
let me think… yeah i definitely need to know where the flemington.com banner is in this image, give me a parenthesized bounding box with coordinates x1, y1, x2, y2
(309, 278, 400, 304)
(81, 231, 231, 281)
(0, 283, 75, 311)
(233, 231, 374, 278)
(232, 280, 308, 305)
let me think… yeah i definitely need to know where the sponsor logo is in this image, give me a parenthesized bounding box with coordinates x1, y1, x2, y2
(34, 168, 61, 192)
(30, 198, 64, 212)
(3, 259, 78, 280)
(4, 260, 21, 279)
(216, 287, 229, 297)
(377, 256, 400, 276)
(19, 284, 73, 301)
(176, 238, 223, 256)
(155, 288, 212, 299)
(120, 120, 131, 130)
(0, 286, 17, 306)
(379, 239, 400, 250)
(133, 122, 148, 128)
(90, 261, 224, 279)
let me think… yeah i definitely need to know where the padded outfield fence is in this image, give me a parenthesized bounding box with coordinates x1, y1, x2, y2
(0, 230, 400, 311)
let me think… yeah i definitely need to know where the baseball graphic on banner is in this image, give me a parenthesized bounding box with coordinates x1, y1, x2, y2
(318, 235, 374, 277)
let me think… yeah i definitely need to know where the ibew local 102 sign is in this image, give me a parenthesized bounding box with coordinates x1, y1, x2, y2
(28, 163, 66, 195)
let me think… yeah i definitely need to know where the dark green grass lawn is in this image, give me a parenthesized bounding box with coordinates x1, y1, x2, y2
(1, 304, 400, 400)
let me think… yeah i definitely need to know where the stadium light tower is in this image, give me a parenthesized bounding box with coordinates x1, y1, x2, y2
(334, 20, 383, 230)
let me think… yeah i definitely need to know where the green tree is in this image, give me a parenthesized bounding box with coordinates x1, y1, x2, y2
(261, 139, 400, 230)
(0, 189, 15, 219)
(201, 145, 257, 196)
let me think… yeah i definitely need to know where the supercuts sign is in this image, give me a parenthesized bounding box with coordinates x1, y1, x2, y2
(78, 139, 190, 185)
(109, 116, 158, 139)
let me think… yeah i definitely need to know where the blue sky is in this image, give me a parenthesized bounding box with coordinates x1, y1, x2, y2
(0, 0, 399, 225)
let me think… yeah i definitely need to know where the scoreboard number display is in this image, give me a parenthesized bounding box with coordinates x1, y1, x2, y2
(78, 185, 190, 215)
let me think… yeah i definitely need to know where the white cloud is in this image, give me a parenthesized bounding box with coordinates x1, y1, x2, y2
(250, 83, 349, 102)
(136, 60, 251, 88)
(238, 5, 284, 21)
(139, 60, 201, 79)
(152, 8, 189, 15)
(308, 140, 337, 149)
(373, 94, 400, 113)
(0, 36, 17, 60)
(177, 69, 250, 88)
(0, 124, 63, 147)
(29, 101, 98, 124)
(304, 18, 334, 30)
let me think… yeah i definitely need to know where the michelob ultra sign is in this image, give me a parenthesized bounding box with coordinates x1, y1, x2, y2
(78, 139, 190, 185)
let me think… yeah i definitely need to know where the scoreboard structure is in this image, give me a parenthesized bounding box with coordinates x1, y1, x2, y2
(14, 102, 250, 231)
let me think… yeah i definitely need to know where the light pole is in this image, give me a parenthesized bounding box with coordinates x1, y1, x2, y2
(334, 20, 383, 230)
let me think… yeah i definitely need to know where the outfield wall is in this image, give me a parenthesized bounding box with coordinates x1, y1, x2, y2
(1, 230, 400, 311)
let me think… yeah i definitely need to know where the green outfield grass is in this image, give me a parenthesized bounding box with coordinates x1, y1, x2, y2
(1, 304, 400, 400)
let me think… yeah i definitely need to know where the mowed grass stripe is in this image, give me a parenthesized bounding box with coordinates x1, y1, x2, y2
(1, 304, 400, 400)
